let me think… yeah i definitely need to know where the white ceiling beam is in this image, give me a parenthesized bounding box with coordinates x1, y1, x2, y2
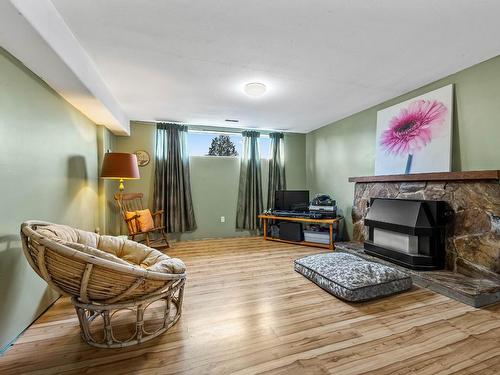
(1, 0, 129, 135)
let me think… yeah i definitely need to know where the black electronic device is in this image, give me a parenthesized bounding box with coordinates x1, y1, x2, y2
(272, 210, 323, 219)
(274, 190, 309, 211)
(309, 193, 337, 218)
(279, 222, 303, 242)
(310, 194, 336, 207)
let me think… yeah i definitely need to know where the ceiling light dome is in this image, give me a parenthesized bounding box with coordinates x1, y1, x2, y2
(244, 82, 267, 97)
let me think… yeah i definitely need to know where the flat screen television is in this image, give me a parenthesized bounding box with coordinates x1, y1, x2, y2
(274, 190, 309, 211)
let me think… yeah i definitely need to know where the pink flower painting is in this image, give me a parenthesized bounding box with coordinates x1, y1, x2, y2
(379, 99, 448, 173)
(374, 85, 453, 175)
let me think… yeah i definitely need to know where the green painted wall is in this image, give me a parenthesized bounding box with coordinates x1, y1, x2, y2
(306, 55, 500, 239)
(109, 122, 307, 240)
(96, 125, 117, 235)
(0, 49, 99, 350)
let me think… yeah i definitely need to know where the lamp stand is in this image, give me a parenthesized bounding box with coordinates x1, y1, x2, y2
(119, 178, 125, 192)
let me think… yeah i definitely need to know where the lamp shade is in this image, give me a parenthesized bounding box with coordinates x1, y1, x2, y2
(100, 152, 140, 179)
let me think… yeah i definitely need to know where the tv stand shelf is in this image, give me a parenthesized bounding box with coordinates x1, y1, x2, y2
(258, 214, 343, 250)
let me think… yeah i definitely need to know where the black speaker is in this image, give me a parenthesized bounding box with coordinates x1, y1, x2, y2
(279, 222, 303, 242)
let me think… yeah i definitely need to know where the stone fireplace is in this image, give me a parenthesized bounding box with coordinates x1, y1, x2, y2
(339, 170, 500, 307)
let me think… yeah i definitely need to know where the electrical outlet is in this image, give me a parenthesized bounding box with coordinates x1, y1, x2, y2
(220, 216, 225, 223)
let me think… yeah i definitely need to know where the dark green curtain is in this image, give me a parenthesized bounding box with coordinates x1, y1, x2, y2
(267, 132, 286, 209)
(153, 123, 197, 233)
(236, 131, 263, 230)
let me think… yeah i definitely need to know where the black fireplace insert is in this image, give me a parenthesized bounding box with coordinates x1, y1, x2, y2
(363, 198, 452, 270)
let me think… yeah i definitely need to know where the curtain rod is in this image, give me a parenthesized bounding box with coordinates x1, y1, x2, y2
(132, 120, 288, 134)
(188, 129, 271, 137)
(188, 129, 240, 135)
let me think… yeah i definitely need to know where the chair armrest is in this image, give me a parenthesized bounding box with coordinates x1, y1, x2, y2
(152, 210, 163, 217)
(132, 226, 165, 236)
(124, 215, 140, 222)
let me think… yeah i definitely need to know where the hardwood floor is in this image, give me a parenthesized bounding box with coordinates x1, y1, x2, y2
(1, 237, 499, 374)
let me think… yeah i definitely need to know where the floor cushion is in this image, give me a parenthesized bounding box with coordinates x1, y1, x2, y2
(294, 252, 412, 302)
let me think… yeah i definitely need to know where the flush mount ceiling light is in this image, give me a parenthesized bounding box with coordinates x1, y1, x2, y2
(243, 82, 267, 97)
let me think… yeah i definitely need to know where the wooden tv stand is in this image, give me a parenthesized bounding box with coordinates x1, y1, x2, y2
(258, 214, 343, 250)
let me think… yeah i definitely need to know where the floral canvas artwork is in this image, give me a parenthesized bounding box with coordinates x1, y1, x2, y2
(374, 85, 453, 175)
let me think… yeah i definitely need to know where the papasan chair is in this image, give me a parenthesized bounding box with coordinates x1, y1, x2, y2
(20, 221, 186, 348)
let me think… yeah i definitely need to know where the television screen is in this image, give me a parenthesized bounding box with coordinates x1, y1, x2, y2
(274, 190, 309, 211)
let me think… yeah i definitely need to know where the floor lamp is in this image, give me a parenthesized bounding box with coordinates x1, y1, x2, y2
(101, 152, 140, 234)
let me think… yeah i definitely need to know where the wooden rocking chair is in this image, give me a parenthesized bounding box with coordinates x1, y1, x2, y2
(114, 193, 170, 249)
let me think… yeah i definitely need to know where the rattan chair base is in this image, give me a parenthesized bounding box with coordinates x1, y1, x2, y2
(20, 221, 187, 349)
(72, 280, 185, 348)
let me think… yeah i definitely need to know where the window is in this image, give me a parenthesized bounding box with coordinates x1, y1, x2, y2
(259, 137, 270, 159)
(187, 131, 270, 159)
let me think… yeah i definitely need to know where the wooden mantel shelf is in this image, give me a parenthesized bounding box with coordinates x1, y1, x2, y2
(348, 170, 500, 183)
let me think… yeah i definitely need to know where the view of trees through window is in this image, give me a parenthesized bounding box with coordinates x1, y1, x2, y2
(207, 135, 238, 156)
(187, 131, 270, 158)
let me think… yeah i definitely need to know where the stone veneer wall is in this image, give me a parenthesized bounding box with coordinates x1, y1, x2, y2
(352, 180, 500, 277)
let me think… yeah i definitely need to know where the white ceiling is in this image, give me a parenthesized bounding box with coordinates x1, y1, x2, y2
(15, 1, 500, 133)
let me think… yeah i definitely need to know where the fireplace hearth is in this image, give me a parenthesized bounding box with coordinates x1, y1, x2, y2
(363, 198, 451, 270)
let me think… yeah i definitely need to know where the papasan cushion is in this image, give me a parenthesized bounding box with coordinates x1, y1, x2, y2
(36, 224, 185, 274)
